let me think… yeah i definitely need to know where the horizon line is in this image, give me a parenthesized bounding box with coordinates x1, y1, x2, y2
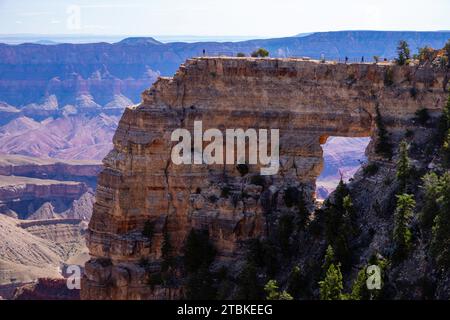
(1, 30, 450, 37)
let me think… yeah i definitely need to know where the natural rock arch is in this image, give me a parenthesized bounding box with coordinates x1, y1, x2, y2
(81, 57, 448, 299)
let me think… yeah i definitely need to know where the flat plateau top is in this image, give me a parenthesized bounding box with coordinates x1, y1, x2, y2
(0, 175, 81, 187)
(192, 56, 394, 66)
(0, 154, 102, 167)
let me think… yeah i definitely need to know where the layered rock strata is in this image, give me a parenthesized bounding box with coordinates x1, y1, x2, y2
(0, 175, 92, 220)
(82, 58, 449, 299)
(0, 155, 102, 187)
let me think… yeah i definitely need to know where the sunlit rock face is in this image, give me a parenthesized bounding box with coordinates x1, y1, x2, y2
(81, 57, 449, 300)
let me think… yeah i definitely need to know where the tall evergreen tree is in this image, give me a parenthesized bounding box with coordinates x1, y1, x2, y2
(324, 180, 354, 269)
(374, 105, 393, 158)
(322, 245, 335, 273)
(396, 40, 411, 66)
(393, 194, 415, 260)
(421, 173, 442, 229)
(443, 131, 450, 167)
(319, 263, 344, 300)
(343, 195, 356, 223)
(443, 90, 450, 130)
(431, 173, 450, 268)
(397, 140, 411, 192)
(296, 188, 309, 228)
(349, 267, 370, 300)
(278, 214, 294, 255)
(324, 180, 348, 242)
(440, 91, 450, 166)
(445, 40, 450, 61)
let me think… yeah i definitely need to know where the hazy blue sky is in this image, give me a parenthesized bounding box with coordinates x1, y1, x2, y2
(1, 0, 449, 37)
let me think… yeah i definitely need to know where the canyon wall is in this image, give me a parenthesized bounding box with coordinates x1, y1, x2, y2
(0, 155, 100, 220)
(0, 155, 102, 186)
(82, 57, 449, 299)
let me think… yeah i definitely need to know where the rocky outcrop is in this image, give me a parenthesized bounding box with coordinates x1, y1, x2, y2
(12, 278, 80, 300)
(19, 218, 86, 243)
(0, 175, 87, 199)
(0, 175, 90, 219)
(0, 154, 98, 221)
(0, 154, 102, 186)
(82, 57, 449, 299)
(0, 175, 86, 197)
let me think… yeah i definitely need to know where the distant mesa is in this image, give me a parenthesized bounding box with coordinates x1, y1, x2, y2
(294, 32, 314, 37)
(33, 40, 59, 45)
(116, 37, 163, 46)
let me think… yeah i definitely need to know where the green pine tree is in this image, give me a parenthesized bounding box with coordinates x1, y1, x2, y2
(431, 173, 450, 268)
(322, 245, 335, 273)
(278, 214, 294, 255)
(393, 194, 415, 260)
(319, 263, 344, 300)
(374, 105, 393, 158)
(444, 90, 450, 130)
(439, 90, 450, 167)
(279, 291, 294, 300)
(443, 130, 450, 167)
(445, 40, 450, 62)
(324, 180, 354, 269)
(396, 40, 411, 66)
(396, 140, 411, 192)
(421, 173, 442, 229)
(343, 195, 356, 222)
(296, 188, 309, 228)
(264, 280, 293, 300)
(251, 48, 269, 57)
(349, 267, 371, 300)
